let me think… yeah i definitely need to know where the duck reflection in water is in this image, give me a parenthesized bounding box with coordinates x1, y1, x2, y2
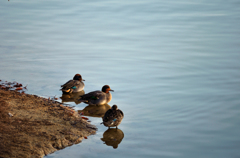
(78, 104, 111, 117)
(60, 90, 85, 104)
(101, 128, 124, 149)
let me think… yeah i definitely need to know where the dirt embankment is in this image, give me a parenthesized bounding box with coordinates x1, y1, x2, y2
(0, 87, 96, 158)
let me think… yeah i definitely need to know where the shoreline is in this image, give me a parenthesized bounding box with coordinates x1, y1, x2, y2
(0, 86, 96, 158)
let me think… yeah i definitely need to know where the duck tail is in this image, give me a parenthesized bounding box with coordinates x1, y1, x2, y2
(61, 88, 71, 93)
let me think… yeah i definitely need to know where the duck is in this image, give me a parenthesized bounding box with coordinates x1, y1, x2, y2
(79, 85, 114, 105)
(101, 105, 124, 129)
(60, 74, 85, 94)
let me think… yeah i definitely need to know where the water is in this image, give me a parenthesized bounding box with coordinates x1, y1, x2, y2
(1, 0, 240, 157)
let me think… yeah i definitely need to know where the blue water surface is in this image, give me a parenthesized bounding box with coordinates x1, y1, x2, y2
(0, 0, 240, 158)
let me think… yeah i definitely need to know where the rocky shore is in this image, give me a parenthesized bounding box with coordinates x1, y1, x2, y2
(0, 83, 96, 158)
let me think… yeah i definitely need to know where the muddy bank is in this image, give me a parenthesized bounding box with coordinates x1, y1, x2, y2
(0, 88, 96, 158)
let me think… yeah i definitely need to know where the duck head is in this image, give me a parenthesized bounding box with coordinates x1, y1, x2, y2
(112, 104, 118, 110)
(102, 85, 114, 93)
(73, 74, 85, 81)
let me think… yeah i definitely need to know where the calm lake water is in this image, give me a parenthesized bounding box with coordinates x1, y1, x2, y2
(1, 0, 240, 158)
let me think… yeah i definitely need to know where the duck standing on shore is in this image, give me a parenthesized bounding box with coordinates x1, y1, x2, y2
(61, 74, 85, 94)
(101, 105, 124, 129)
(79, 85, 114, 105)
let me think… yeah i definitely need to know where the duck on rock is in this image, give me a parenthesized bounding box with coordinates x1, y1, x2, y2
(79, 85, 114, 105)
(61, 74, 85, 94)
(101, 105, 124, 129)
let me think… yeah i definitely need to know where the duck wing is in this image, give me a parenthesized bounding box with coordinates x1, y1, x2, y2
(103, 109, 123, 121)
(102, 109, 113, 122)
(117, 109, 124, 118)
(61, 80, 81, 90)
(61, 80, 72, 87)
(80, 90, 102, 99)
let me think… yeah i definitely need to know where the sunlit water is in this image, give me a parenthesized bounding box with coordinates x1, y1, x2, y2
(1, 0, 240, 158)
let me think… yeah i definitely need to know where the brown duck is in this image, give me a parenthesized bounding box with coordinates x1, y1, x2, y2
(101, 105, 124, 129)
(61, 74, 85, 94)
(79, 85, 114, 105)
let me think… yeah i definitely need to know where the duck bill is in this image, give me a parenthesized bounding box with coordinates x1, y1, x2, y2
(82, 79, 85, 81)
(109, 89, 114, 92)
